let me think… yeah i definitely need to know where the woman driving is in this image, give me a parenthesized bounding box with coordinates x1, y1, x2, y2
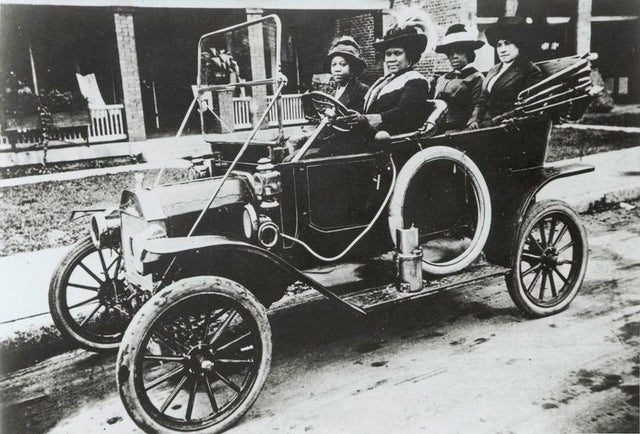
(325, 36, 369, 113)
(477, 16, 544, 126)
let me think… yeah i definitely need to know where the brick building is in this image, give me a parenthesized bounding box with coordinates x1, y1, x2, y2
(1, 0, 637, 146)
(404, 0, 639, 104)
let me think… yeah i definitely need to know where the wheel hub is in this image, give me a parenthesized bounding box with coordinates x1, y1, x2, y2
(186, 344, 216, 374)
(97, 277, 126, 308)
(541, 247, 558, 268)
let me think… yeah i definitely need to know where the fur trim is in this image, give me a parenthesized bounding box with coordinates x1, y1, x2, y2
(377, 70, 428, 98)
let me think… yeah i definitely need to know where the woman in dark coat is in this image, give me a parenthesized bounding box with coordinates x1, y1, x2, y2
(348, 12, 432, 135)
(434, 24, 485, 130)
(477, 16, 544, 126)
(325, 36, 369, 113)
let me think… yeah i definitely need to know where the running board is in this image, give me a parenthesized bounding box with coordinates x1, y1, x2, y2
(343, 263, 510, 313)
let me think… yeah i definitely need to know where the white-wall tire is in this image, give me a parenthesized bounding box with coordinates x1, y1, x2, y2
(388, 146, 492, 275)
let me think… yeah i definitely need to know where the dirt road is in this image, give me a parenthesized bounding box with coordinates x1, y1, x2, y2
(1, 203, 638, 433)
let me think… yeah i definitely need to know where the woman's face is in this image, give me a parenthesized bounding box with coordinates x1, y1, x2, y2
(496, 39, 519, 63)
(385, 47, 411, 73)
(445, 48, 469, 71)
(331, 55, 351, 85)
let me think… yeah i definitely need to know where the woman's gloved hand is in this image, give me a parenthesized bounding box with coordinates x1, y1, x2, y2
(466, 121, 479, 130)
(340, 111, 368, 128)
(339, 111, 383, 129)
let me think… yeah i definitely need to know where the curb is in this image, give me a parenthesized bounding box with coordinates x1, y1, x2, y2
(564, 185, 640, 213)
(538, 183, 640, 214)
(556, 124, 640, 134)
(0, 314, 75, 374)
(0, 160, 193, 189)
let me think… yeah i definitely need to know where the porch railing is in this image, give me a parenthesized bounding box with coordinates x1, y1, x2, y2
(232, 96, 253, 130)
(267, 94, 306, 127)
(232, 94, 306, 130)
(0, 104, 127, 150)
(88, 104, 127, 143)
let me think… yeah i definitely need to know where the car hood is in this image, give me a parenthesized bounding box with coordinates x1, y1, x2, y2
(120, 174, 255, 235)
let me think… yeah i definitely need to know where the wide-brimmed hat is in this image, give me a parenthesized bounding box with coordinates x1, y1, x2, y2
(435, 24, 484, 54)
(373, 14, 431, 61)
(485, 16, 531, 47)
(324, 36, 367, 74)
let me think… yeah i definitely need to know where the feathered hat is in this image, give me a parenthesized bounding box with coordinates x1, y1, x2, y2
(435, 24, 484, 54)
(324, 36, 367, 75)
(373, 8, 436, 62)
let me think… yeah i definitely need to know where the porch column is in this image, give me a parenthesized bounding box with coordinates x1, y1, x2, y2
(114, 8, 146, 142)
(576, 0, 592, 54)
(246, 8, 268, 128)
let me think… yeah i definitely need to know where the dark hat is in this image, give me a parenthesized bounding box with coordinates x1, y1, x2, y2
(324, 36, 367, 74)
(485, 16, 531, 47)
(435, 24, 484, 54)
(373, 15, 431, 62)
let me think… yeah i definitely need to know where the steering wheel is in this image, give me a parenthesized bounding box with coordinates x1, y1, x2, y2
(301, 91, 354, 132)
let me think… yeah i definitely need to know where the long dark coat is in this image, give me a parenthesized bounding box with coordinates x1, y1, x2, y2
(363, 68, 431, 135)
(476, 55, 544, 126)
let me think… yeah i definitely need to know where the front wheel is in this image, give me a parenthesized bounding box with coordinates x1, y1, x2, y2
(48, 235, 129, 352)
(117, 276, 272, 433)
(507, 200, 588, 317)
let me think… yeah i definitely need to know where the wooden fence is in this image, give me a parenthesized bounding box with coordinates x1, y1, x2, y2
(232, 93, 306, 130)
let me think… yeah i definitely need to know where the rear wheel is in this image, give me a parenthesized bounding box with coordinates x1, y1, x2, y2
(507, 200, 588, 317)
(117, 276, 271, 433)
(48, 235, 129, 352)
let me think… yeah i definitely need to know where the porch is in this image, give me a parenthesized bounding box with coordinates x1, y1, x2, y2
(0, 104, 127, 151)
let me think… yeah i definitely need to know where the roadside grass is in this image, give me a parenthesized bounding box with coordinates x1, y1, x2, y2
(0, 169, 188, 256)
(0, 127, 637, 256)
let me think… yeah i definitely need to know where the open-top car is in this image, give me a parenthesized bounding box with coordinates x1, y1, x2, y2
(48, 15, 600, 433)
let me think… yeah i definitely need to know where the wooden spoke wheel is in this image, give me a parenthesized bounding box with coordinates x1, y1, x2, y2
(117, 276, 271, 433)
(48, 235, 129, 352)
(507, 200, 588, 317)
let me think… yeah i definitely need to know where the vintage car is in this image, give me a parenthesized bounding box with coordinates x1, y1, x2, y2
(48, 15, 599, 433)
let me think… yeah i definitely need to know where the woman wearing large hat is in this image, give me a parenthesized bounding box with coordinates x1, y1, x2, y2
(477, 16, 544, 126)
(324, 36, 369, 113)
(434, 24, 485, 130)
(348, 11, 432, 135)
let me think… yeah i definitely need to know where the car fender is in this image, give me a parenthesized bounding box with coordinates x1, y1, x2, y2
(139, 236, 294, 306)
(139, 235, 365, 314)
(484, 162, 594, 266)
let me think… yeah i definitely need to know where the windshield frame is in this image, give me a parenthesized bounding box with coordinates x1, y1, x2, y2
(196, 14, 282, 92)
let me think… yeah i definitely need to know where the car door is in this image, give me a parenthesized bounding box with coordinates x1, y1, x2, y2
(291, 151, 391, 255)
